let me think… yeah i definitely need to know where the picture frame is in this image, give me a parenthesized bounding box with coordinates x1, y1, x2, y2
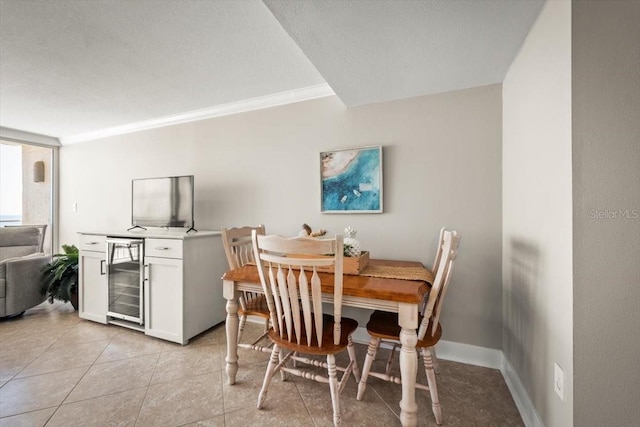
(320, 145, 383, 213)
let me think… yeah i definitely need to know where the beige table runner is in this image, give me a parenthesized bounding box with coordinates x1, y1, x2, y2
(360, 264, 433, 283)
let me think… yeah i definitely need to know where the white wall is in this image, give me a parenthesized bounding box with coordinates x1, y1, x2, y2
(503, 1, 573, 426)
(572, 1, 640, 425)
(59, 86, 503, 349)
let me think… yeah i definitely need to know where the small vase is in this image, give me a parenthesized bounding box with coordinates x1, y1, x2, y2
(343, 226, 361, 257)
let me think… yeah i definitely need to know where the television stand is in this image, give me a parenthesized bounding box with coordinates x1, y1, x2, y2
(127, 225, 147, 231)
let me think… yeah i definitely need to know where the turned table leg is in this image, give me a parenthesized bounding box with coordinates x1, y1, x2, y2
(223, 279, 239, 385)
(398, 303, 419, 427)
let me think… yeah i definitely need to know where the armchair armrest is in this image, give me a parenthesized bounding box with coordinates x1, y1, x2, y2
(2, 253, 50, 316)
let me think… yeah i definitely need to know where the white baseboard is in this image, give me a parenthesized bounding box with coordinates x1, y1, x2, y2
(352, 326, 502, 369)
(353, 326, 543, 427)
(501, 357, 545, 427)
(431, 338, 503, 369)
(351, 325, 375, 347)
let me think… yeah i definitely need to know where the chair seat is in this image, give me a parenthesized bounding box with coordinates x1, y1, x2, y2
(366, 310, 442, 348)
(238, 294, 270, 319)
(268, 314, 358, 355)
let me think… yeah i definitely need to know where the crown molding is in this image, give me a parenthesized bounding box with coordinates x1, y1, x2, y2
(0, 127, 61, 147)
(60, 83, 335, 145)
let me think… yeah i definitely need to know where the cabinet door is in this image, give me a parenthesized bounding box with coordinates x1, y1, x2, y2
(144, 257, 184, 344)
(79, 251, 107, 323)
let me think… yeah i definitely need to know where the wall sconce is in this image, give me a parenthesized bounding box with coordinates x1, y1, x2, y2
(33, 161, 45, 183)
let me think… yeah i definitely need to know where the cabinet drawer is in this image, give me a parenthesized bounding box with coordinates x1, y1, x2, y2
(145, 238, 183, 259)
(79, 235, 106, 252)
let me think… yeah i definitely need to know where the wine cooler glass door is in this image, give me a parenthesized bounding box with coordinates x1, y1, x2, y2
(106, 238, 144, 324)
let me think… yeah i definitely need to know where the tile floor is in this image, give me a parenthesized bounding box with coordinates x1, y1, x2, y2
(0, 301, 523, 426)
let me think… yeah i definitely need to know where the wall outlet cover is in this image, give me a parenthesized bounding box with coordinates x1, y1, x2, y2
(554, 362, 564, 401)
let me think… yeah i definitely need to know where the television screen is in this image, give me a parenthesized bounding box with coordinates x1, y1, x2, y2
(131, 176, 194, 228)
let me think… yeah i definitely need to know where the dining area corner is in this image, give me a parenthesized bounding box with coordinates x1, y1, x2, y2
(220, 226, 460, 427)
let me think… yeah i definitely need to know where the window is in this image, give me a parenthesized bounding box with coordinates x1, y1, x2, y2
(0, 141, 54, 253)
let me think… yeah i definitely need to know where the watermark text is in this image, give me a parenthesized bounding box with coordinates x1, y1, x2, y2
(589, 209, 639, 219)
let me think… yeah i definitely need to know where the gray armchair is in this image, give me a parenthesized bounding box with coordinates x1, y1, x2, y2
(0, 227, 50, 317)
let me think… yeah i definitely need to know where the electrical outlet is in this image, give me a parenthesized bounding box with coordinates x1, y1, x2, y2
(73, 203, 78, 212)
(554, 363, 564, 401)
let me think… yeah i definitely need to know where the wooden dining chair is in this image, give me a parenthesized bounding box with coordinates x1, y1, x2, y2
(368, 226, 450, 375)
(356, 229, 460, 426)
(251, 231, 360, 426)
(431, 226, 448, 280)
(425, 226, 448, 371)
(221, 225, 271, 353)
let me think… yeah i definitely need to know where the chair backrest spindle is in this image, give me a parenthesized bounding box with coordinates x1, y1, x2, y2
(431, 226, 447, 273)
(420, 226, 448, 315)
(222, 225, 265, 269)
(430, 231, 460, 335)
(252, 232, 344, 347)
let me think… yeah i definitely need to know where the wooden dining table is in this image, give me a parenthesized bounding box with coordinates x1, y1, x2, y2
(222, 259, 433, 427)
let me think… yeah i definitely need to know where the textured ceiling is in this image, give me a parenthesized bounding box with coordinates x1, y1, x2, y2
(0, 0, 324, 139)
(264, 0, 545, 106)
(0, 0, 544, 143)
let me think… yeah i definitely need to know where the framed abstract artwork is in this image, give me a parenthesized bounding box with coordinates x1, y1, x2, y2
(320, 145, 383, 213)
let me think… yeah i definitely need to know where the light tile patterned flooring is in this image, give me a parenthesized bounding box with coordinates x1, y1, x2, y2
(0, 301, 523, 426)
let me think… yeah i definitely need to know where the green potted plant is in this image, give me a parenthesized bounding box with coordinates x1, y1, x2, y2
(41, 244, 79, 310)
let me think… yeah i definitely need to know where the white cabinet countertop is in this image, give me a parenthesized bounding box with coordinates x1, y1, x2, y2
(78, 229, 221, 239)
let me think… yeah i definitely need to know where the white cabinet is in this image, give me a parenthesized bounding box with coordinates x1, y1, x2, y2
(77, 230, 228, 345)
(78, 235, 108, 324)
(144, 256, 183, 343)
(143, 234, 227, 344)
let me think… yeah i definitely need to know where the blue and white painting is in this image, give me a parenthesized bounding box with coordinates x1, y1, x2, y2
(321, 146, 383, 213)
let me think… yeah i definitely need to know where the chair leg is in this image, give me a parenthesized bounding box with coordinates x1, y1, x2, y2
(238, 294, 247, 311)
(423, 347, 442, 425)
(385, 343, 399, 375)
(279, 348, 288, 381)
(257, 344, 281, 409)
(356, 337, 380, 400)
(432, 345, 439, 374)
(346, 335, 361, 383)
(327, 354, 341, 426)
(237, 314, 248, 344)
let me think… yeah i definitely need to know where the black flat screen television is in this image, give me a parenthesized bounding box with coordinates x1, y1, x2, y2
(130, 175, 195, 231)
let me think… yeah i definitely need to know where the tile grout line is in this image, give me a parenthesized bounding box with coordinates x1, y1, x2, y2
(4, 324, 64, 384)
(292, 378, 320, 427)
(370, 382, 402, 421)
(44, 304, 88, 426)
(0, 305, 79, 423)
(44, 318, 118, 425)
(133, 351, 161, 426)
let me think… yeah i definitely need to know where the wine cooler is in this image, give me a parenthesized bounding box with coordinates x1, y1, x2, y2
(106, 238, 144, 324)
